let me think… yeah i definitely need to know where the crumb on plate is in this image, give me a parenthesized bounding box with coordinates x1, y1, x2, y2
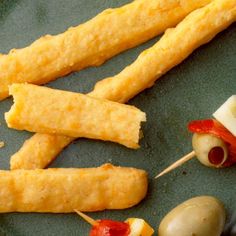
(0, 141, 5, 148)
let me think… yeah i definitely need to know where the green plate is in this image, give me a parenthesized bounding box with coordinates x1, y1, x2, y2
(0, 0, 235, 235)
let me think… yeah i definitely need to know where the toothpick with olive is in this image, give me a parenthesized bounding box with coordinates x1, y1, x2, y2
(156, 119, 236, 178)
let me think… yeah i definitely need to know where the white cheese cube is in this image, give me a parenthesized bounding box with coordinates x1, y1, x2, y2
(213, 95, 236, 136)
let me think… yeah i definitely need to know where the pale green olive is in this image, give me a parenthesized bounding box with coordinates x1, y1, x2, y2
(192, 133, 228, 168)
(158, 196, 226, 236)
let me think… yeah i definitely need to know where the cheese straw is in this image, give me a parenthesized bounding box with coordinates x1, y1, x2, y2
(0, 0, 212, 100)
(0, 164, 148, 213)
(10, 0, 236, 170)
(5, 84, 146, 149)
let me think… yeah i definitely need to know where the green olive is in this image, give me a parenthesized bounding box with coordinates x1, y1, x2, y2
(158, 196, 226, 236)
(192, 133, 228, 168)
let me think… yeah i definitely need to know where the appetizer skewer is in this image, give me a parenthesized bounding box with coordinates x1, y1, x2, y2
(75, 210, 154, 236)
(156, 96, 236, 178)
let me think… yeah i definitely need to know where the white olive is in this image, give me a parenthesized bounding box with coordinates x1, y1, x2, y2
(192, 133, 228, 168)
(158, 196, 226, 236)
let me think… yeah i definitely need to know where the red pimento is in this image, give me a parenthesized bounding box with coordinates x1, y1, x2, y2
(188, 119, 236, 167)
(89, 219, 130, 236)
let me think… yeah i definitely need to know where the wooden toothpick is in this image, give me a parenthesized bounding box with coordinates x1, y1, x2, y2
(74, 209, 98, 226)
(155, 151, 196, 179)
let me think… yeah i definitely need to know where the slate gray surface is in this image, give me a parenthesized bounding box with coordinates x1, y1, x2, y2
(0, 0, 235, 235)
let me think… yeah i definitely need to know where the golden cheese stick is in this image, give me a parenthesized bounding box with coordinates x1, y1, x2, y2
(0, 0, 213, 101)
(92, 0, 236, 103)
(5, 84, 146, 149)
(0, 164, 148, 213)
(11, 133, 73, 170)
(10, 133, 72, 170)
(10, 0, 236, 170)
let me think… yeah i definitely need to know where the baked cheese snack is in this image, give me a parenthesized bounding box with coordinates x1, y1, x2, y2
(10, 133, 72, 170)
(91, 0, 236, 103)
(5, 84, 146, 149)
(0, 0, 213, 101)
(10, 0, 236, 170)
(0, 164, 148, 213)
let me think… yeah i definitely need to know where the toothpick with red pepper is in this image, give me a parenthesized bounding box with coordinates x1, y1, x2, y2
(156, 119, 236, 179)
(74, 210, 154, 236)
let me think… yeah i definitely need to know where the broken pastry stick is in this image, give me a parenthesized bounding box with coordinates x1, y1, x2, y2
(10, 0, 236, 170)
(0, 0, 213, 100)
(0, 164, 148, 213)
(5, 84, 146, 149)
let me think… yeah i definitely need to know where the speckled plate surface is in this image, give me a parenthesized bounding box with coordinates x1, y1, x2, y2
(0, 0, 235, 235)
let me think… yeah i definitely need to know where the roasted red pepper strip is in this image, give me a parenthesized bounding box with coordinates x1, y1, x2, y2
(188, 119, 236, 167)
(89, 219, 130, 236)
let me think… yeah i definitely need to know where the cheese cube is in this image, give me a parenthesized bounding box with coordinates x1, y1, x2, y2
(213, 95, 236, 136)
(126, 218, 154, 236)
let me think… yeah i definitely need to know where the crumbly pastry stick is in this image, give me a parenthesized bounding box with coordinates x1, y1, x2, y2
(91, 0, 236, 103)
(11, 0, 236, 170)
(0, 0, 212, 101)
(5, 84, 146, 149)
(0, 164, 148, 213)
(10, 133, 72, 170)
